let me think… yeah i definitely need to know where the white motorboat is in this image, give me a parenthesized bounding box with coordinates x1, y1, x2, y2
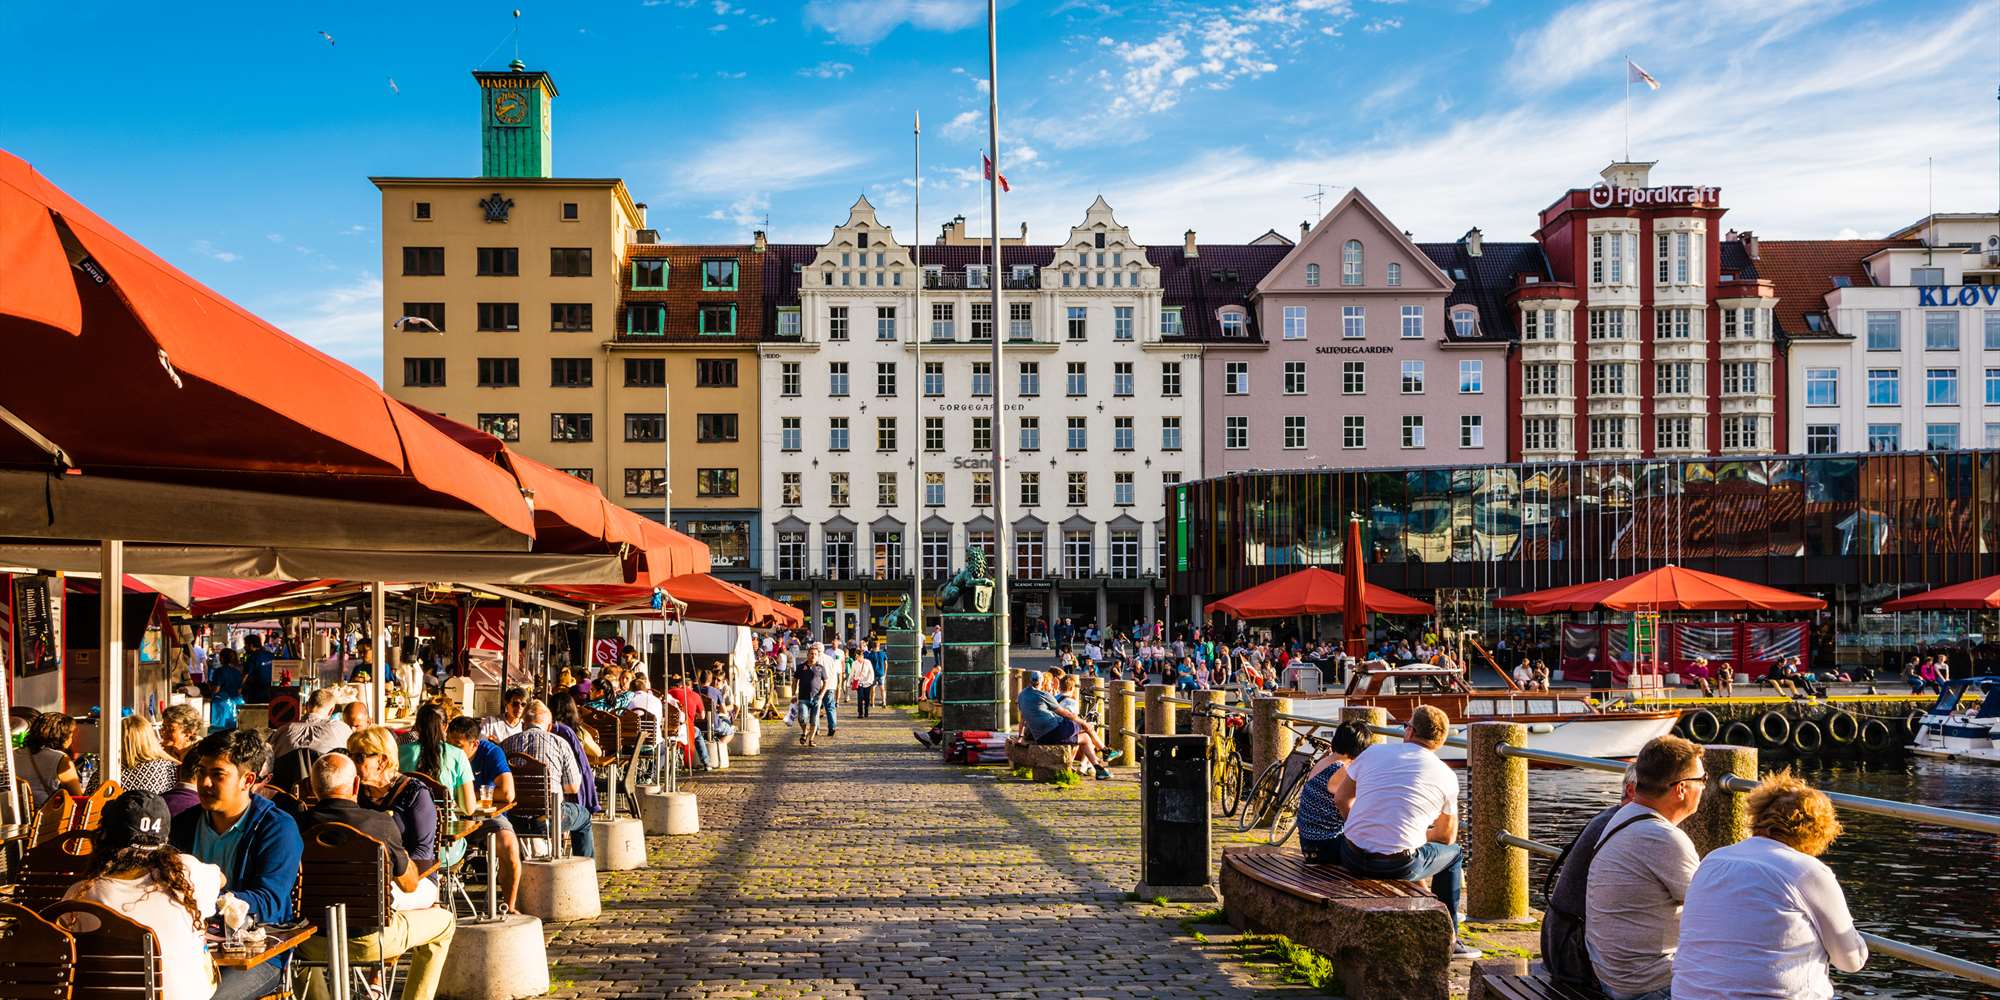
(1908, 676, 2000, 761)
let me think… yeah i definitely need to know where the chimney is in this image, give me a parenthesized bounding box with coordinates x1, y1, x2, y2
(635, 202, 648, 227)
(1738, 230, 1760, 260)
(1464, 227, 1483, 258)
(753, 230, 768, 253)
(1300, 220, 1311, 242)
(1184, 229, 1198, 258)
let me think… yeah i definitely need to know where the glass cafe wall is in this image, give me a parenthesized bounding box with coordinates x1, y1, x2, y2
(1171, 451, 2000, 667)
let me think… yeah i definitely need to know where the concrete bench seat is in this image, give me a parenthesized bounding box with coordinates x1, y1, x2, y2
(1469, 965, 1609, 1000)
(1219, 846, 1451, 1000)
(1004, 738, 1077, 781)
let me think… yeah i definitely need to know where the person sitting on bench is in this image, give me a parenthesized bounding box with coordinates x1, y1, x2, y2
(1015, 670, 1119, 779)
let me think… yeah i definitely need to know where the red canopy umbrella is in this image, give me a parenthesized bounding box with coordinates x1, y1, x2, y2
(530, 574, 802, 629)
(1494, 565, 1825, 614)
(1879, 575, 2000, 611)
(1211, 566, 1435, 619)
(1342, 516, 1369, 658)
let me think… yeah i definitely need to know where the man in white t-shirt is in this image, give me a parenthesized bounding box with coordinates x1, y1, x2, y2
(1331, 704, 1477, 959)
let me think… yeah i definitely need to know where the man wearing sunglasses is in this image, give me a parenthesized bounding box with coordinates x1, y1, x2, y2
(1584, 735, 1707, 1000)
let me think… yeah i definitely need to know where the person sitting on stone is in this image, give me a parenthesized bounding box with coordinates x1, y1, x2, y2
(1584, 735, 1706, 1000)
(1014, 670, 1118, 779)
(1294, 721, 1369, 865)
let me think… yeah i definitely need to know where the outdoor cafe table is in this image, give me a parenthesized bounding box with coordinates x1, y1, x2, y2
(211, 923, 318, 969)
(443, 803, 514, 923)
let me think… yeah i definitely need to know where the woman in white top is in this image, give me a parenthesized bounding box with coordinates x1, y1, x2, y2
(1672, 773, 1868, 1000)
(61, 790, 223, 1000)
(119, 713, 183, 795)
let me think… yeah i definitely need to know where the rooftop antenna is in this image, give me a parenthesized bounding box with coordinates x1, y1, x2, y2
(513, 9, 522, 65)
(1302, 183, 1335, 219)
(1928, 156, 1935, 263)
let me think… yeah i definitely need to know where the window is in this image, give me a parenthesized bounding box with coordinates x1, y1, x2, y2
(1283, 362, 1307, 395)
(696, 468, 738, 497)
(695, 358, 737, 387)
(1806, 424, 1840, 454)
(1066, 362, 1088, 396)
(1654, 230, 1694, 285)
(828, 474, 851, 509)
(1523, 417, 1560, 452)
(1721, 361, 1760, 396)
(402, 301, 446, 331)
(1867, 369, 1900, 405)
(1341, 240, 1363, 285)
(402, 246, 445, 276)
(1161, 362, 1182, 396)
(625, 358, 666, 388)
(631, 259, 668, 289)
(1913, 267, 1945, 285)
(549, 248, 592, 277)
(781, 474, 802, 508)
(1220, 311, 1248, 337)
(1805, 368, 1840, 406)
(925, 418, 944, 452)
(412, 201, 432, 221)
(1655, 361, 1695, 396)
(924, 362, 945, 396)
(1019, 362, 1040, 397)
(560, 467, 591, 483)
(625, 304, 665, 336)
(627, 413, 667, 442)
(1067, 306, 1089, 341)
(1343, 415, 1365, 448)
(1525, 363, 1561, 396)
(966, 264, 990, 289)
(1067, 473, 1089, 508)
(1393, 305, 1422, 340)
(1928, 422, 1961, 450)
(1110, 530, 1140, 578)
(780, 417, 801, 451)
(1654, 307, 1693, 340)
(1928, 368, 1960, 405)
(777, 308, 801, 337)
(1342, 361, 1366, 395)
(1020, 416, 1040, 451)
(871, 527, 902, 578)
(1867, 423, 1902, 451)
(549, 302, 592, 332)
(921, 530, 949, 577)
(828, 362, 849, 397)
(926, 302, 953, 341)
(1057, 529, 1090, 577)
(924, 472, 945, 507)
(1283, 306, 1308, 340)
(1014, 534, 1044, 579)
(828, 417, 850, 451)
(971, 416, 992, 452)
(1161, 308, 1184, 337)
(1657, 416, 1693, 451)
(1587, 308, 1628, 340)
(1113, 362, 1134, 397)
(1722, 417, 1761, 450)
(698, 303, 735, 335)
(1451, 309, 1477, 337)
(970, 302, 993, 341)
(1114, 471, 1135, 506)
(776, 529, 807, 577)
(1927, 312, 1961, 351)
(1283, 415, 1306, 450)
(780, 362, 801, 397)
(1400, 360, 1425, 394)
(476, 357, 519, 387)
(551, 413, 593, 442)
(1019, 471, 1040, 507)
(1460, 414, 1484, 448)
(1988, 368, 2000, 405)
(877, 416, 898, 451)
(828, 306, 849, 342)
(1386, 262, 1401, 287)
(877, 362, 897, 397)
(1067, 416, 1088, 450)
(1344, 306, 1366, 339)
(701, 258, 738, 290)
(1162, 416, 1183, 450)
(1588, 416, 1630, 451)
(1458, 360, 1483, 393)
(1867, 312, 1901, 350)
(550, 358, 592, 387)
(476, 247, 519, 276)
(823, 529, 854, 575)
(972, 362, 993, 397)
(1224, 362, 1248, 395)
(1224, 416, 1248, 450)
(1114, 306, 1134, 342)
(476, 302, 520, 331)
(1305, 263, 1321, 287)
(1522, 308, 1562, 341)
(877, 471, 898, 508)
(1986, 311, 2000, 350)
(560, 201, 578, 221)
(1401, 415, 1425, 448)
(476, 413, 519, 441)
(1010, 302, 1033, 340)
(1113, 416, 1134, 450)
(624, 467, 666, 498)
(1588, 362, 1629, 396)
(1724, 307, 1763, 340)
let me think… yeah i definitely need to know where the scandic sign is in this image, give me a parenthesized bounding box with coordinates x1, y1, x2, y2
(1918, 285, 2000, 307)
(1587, 182, 1721, 209)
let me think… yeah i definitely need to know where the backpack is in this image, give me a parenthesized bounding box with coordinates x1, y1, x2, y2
(1540, 808, 1655, 988)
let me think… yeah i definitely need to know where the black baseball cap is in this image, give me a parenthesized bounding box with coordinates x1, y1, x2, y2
(99, 791, 172, 851)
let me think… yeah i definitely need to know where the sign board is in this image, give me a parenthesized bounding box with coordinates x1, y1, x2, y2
(11, 574, 62, 677)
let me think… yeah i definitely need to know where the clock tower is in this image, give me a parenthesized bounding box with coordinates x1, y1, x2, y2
(473, 59, 555, 179)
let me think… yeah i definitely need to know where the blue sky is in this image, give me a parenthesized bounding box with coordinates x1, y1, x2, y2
(7, 0, 1998, 378)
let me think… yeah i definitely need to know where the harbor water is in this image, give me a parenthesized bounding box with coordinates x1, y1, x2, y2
(1522, 758, 2000, 999)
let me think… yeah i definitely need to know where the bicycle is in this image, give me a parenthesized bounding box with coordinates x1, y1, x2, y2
(1236, 718, 1335, 845)
(1213, 714, 1250, 818)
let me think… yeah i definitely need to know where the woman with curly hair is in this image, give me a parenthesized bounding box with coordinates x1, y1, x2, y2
(15, 711, 84, 807)
(1672, 772, 1868, 999)
(61, 790, 222, 1000)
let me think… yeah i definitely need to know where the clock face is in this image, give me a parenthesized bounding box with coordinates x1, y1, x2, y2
(493, 91, 527, 124)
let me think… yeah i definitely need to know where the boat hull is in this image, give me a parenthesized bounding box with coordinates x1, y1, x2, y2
(1278, 696, 1680, 762)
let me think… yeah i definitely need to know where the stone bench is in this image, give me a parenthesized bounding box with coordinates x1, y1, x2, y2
(1005, 738, 1077, 781)
(1469, 964, 1609, 1000)
(1219, 847, 1451, 1000)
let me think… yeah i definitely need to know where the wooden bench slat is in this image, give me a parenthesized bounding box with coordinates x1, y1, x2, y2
(1224, 848, 1434, 902)
(1477, 970, 1609, 1000)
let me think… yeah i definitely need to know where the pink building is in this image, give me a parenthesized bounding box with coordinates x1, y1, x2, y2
(1201, 189, 1529, 473)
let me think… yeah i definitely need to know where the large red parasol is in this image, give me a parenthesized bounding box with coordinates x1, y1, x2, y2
(1494, 565, 1825, 614)
(1210, 566, 1434, 620)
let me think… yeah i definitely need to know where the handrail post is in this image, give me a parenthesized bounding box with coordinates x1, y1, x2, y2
(1338, 705, 1389, 747)
(1008, 667, 1025, 708)
(1083, 675, 1105, 732)
(1467, 721, 1530, 921)
(1688, 743, 1758, 856)
(1143, 683, 1175, 736)
(1250, 695, 1294, 779)
(1195, 689, 1226, 788)
(1108, 680, 1136, 767)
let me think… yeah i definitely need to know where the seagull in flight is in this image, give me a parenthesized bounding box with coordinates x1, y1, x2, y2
(317, 30, 336, 45)
(392, 315, 440, 333)
(387, 78, 399, 94)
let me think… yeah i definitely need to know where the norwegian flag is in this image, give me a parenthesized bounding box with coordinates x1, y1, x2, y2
(982, 153, 1010, 193)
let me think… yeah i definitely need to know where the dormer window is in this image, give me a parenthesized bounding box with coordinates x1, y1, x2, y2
(1452, 308, 1478, 337)
(857, 230, 870, 248)
(1095, 231, 1107, 249)
(1830, 275, 1852, 288)
(1805, 314, 1826, 332)
(1220, 309, 1248, 337)
(1305, 263, 1320, 287)
(1342, 240, 1364, 285)
(967, 265, 990, 288)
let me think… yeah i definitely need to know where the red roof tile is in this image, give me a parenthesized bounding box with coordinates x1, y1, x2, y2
(1756, 239, 1918, 339)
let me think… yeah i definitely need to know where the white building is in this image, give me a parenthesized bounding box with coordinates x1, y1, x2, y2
(757, 196, 1204, 641)
(1767, 215, 2000, 454)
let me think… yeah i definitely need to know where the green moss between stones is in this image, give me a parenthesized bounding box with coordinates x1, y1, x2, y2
(1235, 931, 1341, 993)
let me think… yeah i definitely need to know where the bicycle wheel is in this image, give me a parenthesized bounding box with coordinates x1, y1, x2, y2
(1216, 746, 1245, 817)
(1268, 777, 1304, 844)
(1236, 762, 1284, 832)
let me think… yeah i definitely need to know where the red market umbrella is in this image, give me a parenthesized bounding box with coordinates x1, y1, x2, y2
(1210, 566, 1435, 619)
(1342, 515, 1369, 658)
(530, 574, 803, 629)
(1494, 565, 1825, 614)
(1879, 574, 2000, 611)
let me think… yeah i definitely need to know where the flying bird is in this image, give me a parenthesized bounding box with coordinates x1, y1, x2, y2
(387, 78, 399, 94)
(392, 315, 440, 333)
(317, 30, 336, 45)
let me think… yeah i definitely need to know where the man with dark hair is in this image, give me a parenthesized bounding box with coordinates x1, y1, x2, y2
(446, 716, 521, 912)
(169, 729, 302, 1000)
(1584, 735, 1705, 1000)
(484, 686, 529, 742)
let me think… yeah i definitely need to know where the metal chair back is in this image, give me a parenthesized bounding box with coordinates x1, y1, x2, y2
(0, 899, 76, 999)
(504, 751, 565, 861)
(42, 898, 158, 997)
(299, 821, 391, 938)
(17, 831, 97, 912)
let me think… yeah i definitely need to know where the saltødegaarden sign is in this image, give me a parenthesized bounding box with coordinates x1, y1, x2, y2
(1917, 285, 2000, 307)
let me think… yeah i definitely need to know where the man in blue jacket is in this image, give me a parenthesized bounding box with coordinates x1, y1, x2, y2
(172, 729, 303, 1000)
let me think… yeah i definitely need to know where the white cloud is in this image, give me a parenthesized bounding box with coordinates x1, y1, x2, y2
(670, 124, 869, 195)
(707, 191, 771, 228)
(941, 110, 981, 138)
(1362, 16, 1401, 31)
(805, 0, 984, 44)
(717, 70, 747, 79)
(712, 0, 737, 13)
(191, 240, 240, 263)
(1508, 0, 1831, 91)
(710, 23, 728, 31)
(265, 233, 284, 243)
(799, 60, 855, 79)
(265, 277, 384, 379)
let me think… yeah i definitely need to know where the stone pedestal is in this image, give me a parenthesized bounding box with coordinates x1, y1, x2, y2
(884, 628, 921, 705)
(437, 914, 550, 1000)
(728, 712, 762, 756)
(939, 613, 1002, 733)
(591, 816, 646, 871)
(640, 789, 700, 836)
(517, 857, 600, 922)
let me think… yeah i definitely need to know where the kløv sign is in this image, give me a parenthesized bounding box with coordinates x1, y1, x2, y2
(1587, 182, 1720, 209)
(1918, 285, 2000, 307)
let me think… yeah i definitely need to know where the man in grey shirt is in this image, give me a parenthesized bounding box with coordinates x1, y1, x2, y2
(1585, 735, 1707, 1000)
(269, 689, 353, 758)
(501, 700, 593, 858)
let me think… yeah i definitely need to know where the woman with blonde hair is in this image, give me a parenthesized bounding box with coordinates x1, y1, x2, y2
(349, 726, 440, 867)
(1672, 772, 1867, 999)
(120, 713, 182, 794)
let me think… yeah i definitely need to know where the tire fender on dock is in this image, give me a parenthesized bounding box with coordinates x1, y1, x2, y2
(1756, 711, 1792, 747)
(1684, 709, 1721, 744)
(1860, 718, 1893, 751)
(1791, 719, 1824, 753)
(1904, 712, 1924, 738)
(1825, 710, 1859, 745)
(1721, 721, 1755, 747)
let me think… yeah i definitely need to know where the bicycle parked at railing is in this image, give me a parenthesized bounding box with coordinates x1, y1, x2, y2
(1237, 718, 1336, 845)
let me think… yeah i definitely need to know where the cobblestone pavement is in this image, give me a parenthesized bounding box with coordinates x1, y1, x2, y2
(543, 704, 1304, 999)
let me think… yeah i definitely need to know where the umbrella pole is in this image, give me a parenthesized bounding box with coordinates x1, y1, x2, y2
(371, 582, 388, 724)
(99, 539, 125, 786)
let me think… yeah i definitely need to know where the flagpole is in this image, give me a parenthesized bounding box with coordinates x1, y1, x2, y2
(912, 108, 925, 668)
(985, 0, 1011, 730)
(1623, 54, 1631, 162)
